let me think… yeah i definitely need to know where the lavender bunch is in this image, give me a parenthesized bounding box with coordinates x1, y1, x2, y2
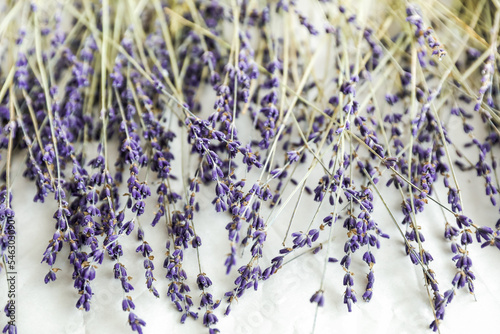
(0, 1, 500, 333)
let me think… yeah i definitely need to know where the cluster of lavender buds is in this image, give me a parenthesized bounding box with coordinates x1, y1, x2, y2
(1, 0, 500, 333)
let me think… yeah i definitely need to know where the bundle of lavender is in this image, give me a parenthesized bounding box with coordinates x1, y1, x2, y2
(1, 0, 500, 333)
